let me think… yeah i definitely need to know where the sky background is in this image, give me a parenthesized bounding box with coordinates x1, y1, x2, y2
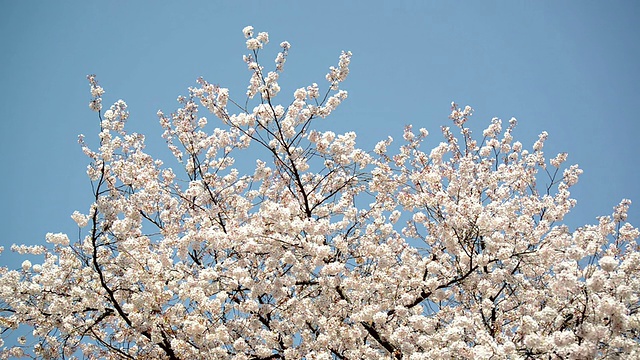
(0, 1, 639, 271)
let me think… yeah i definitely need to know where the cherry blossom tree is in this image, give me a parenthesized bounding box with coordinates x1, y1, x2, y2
(1, 26, 639, 359)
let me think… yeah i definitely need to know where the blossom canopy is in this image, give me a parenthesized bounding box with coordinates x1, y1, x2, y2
(0, 27, 639, 360)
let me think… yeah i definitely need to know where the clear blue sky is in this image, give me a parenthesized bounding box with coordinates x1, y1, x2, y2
(1, 1, 639, 273)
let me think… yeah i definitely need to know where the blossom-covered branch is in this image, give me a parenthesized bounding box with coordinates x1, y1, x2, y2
(0, 27, 638, 359)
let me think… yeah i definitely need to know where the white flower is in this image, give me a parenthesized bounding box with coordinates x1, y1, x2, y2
(45, 232, 70, 246)
(533, 131, 548, 151)
(373, 311, 387, 324)
(246, 38, 262, 50)
(91, 85, 104, 98)
(256, 32, 269, 44)
(550, 152, 568, 168)
(21, 260, 31, 271)
(89, 98, 102, 112)
(242, 25, 254, 38)
(307, 83, 319, 99)
(71, 211, 89, 228)
(294, 88, 307, 100)
(599, 256, 618, 272)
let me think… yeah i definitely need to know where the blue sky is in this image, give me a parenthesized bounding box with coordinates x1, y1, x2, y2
(0, 0, 639, 274)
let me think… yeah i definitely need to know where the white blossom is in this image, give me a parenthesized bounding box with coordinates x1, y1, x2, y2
(599, 256, 618, 272)
(44, 232, 70, 246)
(21, 260, 31, 271)
(246, 38, 262, 50)
(242, 25, 254, 38)
(71, 210, 89, 228)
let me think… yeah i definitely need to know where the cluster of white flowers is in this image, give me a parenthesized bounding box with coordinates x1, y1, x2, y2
(87, 74, 103, 112)
(449, 103, 473, 127)
(275, 41, 290, 72)
(243, 25, 269, 51)
(326, 50, 352, 90)
(0, 26, 638, 359)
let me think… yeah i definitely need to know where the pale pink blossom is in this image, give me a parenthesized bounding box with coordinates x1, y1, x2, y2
(44, 232, 70, 246)
(20, 260, 31, 271)
(71, 210, 89, 227)
(0, 26, 637, 360)
(242, 25, 254, 38)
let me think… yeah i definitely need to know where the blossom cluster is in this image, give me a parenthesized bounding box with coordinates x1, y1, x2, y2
(0, 27, 638, 359)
